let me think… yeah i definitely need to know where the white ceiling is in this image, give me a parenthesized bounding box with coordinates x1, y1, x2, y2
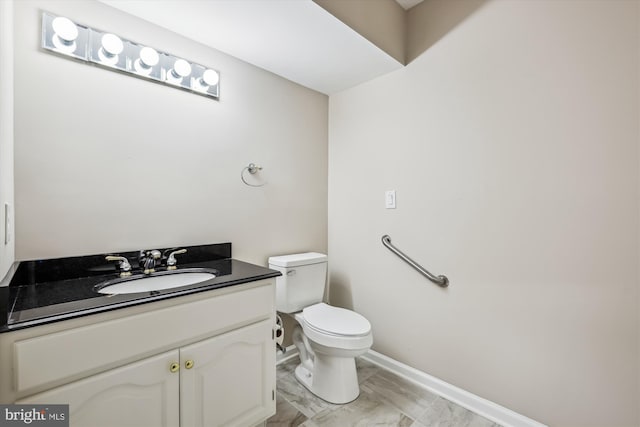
(100, 0, 405, 95)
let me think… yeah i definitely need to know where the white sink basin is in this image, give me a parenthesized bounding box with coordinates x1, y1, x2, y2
(97, 271, 216, 294)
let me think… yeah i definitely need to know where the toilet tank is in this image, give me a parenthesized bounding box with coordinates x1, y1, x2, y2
(268, 252, 327, 313)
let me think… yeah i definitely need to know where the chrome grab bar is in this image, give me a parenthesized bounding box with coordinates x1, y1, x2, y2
(381, 235, 449, 287)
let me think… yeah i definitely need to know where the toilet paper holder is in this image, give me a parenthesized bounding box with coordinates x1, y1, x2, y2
(275, 314, 285, 354)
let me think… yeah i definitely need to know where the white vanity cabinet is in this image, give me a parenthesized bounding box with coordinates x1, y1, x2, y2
(1, 279, 276, 427)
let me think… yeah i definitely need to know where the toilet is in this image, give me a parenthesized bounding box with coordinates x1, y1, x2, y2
(268, 252, 373, 404)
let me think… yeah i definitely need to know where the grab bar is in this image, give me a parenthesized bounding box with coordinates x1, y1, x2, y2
(381, 235, 449, 287)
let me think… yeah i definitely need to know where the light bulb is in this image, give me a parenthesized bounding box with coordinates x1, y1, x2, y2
(201, 69, 219, 87)
(166, 58, 191, 84)
(172, 59, 191, 78)
(139, 47, 159, 67)
(52, 17, 78, 42)
(101, 33, 123, 56)
(134, 46, 159, 75)
(98, 33, 123, 65)
(51, 16, 78, 53)
(193, 69, 219, 93)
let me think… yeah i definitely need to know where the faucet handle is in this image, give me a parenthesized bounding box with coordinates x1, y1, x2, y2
(105, 256, 132, 277)
(167, 249, 187, 270)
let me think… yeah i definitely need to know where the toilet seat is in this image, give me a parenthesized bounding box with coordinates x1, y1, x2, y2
(302, 303, 371, 337)
(295, 303, 373, 351)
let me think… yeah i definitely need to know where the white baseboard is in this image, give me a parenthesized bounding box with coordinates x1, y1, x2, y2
(361, 350, 547, 427)
(278, 346, 545, 427)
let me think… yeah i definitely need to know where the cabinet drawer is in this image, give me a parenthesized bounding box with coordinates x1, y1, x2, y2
(13, 281, 274, 395)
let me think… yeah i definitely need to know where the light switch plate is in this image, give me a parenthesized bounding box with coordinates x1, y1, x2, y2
(385, 190, 396, 209)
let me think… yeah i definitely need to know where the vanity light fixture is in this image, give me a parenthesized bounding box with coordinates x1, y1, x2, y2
(41, 12, 220, 99)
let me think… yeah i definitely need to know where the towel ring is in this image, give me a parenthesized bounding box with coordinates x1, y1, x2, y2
(241, 163, 266, 187)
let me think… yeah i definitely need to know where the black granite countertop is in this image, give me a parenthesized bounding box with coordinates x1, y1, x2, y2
(0, 243, 281, 332)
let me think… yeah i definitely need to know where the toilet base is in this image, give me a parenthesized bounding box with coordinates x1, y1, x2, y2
(294, 354, 360, 404)
(294, 364, 314, 392)
(289, 312, 372, 405)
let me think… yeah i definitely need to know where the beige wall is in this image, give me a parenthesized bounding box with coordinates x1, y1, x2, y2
(14, 1, 328, 265)
(328, 1, 639, 426)
(0, 0, 15, 281)
(406, 0, 486, 63)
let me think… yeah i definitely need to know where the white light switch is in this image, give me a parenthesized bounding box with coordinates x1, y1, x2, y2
(385, 190, 396, 209)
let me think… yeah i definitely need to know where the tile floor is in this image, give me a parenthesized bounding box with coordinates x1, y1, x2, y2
(267, 356, 501, 427)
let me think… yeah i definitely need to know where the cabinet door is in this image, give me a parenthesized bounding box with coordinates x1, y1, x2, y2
(180, 319, 275, 427)
(18, 350, 180, 427)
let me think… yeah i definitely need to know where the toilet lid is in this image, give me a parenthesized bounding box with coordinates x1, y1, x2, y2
(302, 303, 371, 337)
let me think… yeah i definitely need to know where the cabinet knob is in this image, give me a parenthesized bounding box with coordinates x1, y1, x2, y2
(185, 360, 194, 369)
(170, 362, 180, 373)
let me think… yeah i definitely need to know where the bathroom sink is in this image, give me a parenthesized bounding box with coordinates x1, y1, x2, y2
(95, 268, 217, 295)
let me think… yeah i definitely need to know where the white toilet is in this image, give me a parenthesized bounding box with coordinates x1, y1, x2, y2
(268, 252, 373, 404)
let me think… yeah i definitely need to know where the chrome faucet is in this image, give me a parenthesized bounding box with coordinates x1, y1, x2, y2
(139, 250, 161, 274)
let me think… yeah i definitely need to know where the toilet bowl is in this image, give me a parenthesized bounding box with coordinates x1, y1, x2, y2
(268, 253, 373, 404)
(292, 303, 372, 403)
